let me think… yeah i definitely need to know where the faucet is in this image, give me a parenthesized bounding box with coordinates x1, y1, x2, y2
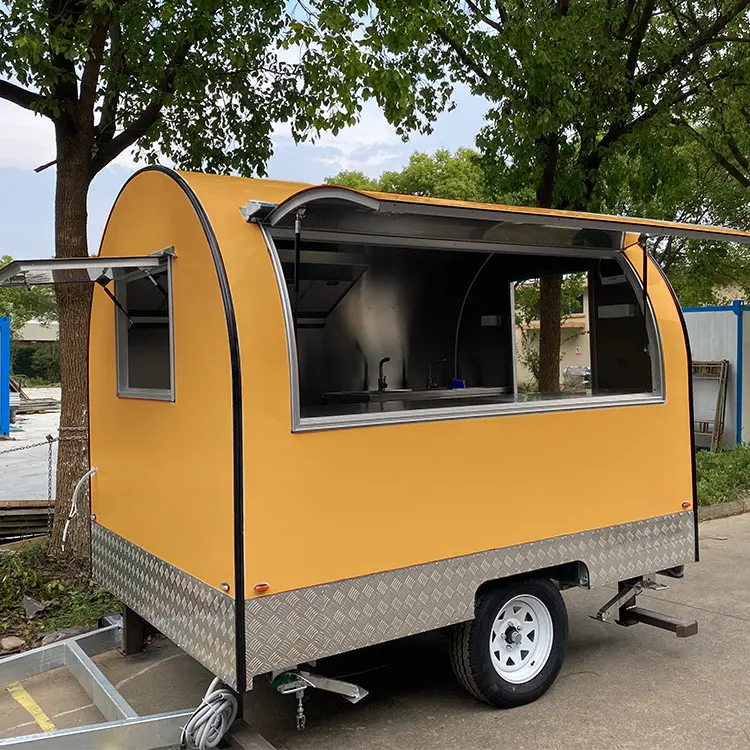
(378, 357, 391, 391)
(427, 358, 447, 389)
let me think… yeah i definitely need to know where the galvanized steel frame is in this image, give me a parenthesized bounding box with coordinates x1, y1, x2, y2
(0, 622, 192, 750)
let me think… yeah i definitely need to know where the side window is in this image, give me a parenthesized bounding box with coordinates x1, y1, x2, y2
(115, 261, 174, 400)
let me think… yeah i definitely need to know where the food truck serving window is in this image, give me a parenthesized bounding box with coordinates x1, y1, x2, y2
(259, 203, 664, 430)
(115, 262, 174, 401)
(255, 185, 750, 430)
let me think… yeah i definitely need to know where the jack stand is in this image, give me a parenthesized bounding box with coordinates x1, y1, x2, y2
(591, 578, 642, 624)
(591, 574, 698, 638)
(641, 573, 669, 592)
(271, 669, 369, 730)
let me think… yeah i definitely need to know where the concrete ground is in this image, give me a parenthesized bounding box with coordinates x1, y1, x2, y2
(0, 388, 60, 502)
(2, 513, 750, 749)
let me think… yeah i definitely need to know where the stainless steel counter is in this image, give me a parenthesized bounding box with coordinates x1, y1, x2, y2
(323, 386, 511, 405)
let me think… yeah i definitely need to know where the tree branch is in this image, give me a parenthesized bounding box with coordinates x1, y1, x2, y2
(725, 133, 750, 173)
(494, 0, 508, 26)
(34, 159, 57, 173)
(90, 39, 190, 175)
(665, 0, 691, 41)
(615, 0, 637, 40)
(636, 0, 750, 92)
(709, 36, 750, 43)
(677, 117, 750, 188)
(626, 0, 658, 77)
(435, 27, 490, 84)
(79, 14, 110, 116)
(579, 67, 721, 204)
(96, 19, 124, 143)
(465, 0, 504, 33)
(0, 79, 41, 111)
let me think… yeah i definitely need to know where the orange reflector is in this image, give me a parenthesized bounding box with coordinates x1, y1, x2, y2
(682, 501, 691, 509)
(254, 582, 270, 593)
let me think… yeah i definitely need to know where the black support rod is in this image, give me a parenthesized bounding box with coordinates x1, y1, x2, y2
(642, 239, 649, 351)
(293, 209, 304, 335)
(97, 279, 134, 326)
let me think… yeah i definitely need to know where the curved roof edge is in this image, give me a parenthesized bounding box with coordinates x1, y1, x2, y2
(264, 182, 750, 245)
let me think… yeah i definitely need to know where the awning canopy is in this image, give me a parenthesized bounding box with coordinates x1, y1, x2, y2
(244, 186, 750, 257)
(0, 253, 170, 287)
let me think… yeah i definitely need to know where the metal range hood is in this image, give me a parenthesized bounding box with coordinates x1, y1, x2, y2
(276, 248, 369, 328)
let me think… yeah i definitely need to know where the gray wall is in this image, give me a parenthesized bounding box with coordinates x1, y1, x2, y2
(684, 308, 738, 447)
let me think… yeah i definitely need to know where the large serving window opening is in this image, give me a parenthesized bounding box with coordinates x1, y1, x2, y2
(245, 186, 750, 429)
(115, 263, 174, 400)
(280, 242, 518, 418)
(271, 237, 659, 424)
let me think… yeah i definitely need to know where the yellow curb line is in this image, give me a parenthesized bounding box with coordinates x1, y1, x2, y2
(6, 682, 56, 732)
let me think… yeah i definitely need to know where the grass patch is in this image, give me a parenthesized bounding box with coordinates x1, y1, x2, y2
(19, 378, 61, 387)
(697, 445, 750, 506)
(0, 540, 119, 646)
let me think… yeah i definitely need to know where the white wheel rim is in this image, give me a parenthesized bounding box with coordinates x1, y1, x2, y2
(489, 594, 554, 684)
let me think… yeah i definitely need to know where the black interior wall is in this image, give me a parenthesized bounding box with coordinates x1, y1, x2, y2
(589, 259, 653, 394)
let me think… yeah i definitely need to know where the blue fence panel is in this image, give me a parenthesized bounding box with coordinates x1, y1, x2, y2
(0, 316, 9, 438)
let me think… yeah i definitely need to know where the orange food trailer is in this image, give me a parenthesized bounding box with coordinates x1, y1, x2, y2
(3, 166, 750, 730)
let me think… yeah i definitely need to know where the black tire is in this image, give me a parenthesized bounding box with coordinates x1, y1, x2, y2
(450, 578, 568, 708)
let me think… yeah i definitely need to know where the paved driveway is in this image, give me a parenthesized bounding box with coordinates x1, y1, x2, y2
(1, 513, 749, 749)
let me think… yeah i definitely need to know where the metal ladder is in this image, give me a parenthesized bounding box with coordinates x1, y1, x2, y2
(692, 360, 730, 452)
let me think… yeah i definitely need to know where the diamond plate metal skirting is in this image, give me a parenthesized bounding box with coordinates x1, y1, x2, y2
(91, 524, 236, 688)
(244, 511, 695, 678)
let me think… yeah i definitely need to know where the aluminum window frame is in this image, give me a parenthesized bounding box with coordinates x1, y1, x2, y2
(0, 256, 165, 287)
(260, 226, 665, 434)
(618, 252, 665, 397)
(115, 257, 175, 402)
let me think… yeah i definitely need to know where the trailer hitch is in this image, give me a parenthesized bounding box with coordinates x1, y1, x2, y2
(591, 575, 698, 638)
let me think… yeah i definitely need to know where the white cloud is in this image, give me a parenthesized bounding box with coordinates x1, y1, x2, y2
(0, 101, 55, 170)
(311, 111, 401, 173)
(271, 101, 406, 179)
(0, 101, 141, 170)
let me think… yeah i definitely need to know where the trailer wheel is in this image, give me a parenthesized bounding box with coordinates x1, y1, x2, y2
(450, 578, 568, 708)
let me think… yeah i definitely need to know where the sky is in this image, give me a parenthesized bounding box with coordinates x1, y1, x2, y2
(0, 87, 488, 260)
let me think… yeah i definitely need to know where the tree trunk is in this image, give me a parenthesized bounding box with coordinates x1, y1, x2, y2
(536, 135, 562, 394)
(538, 275, 562, 392)
(48, 130, 93, 560)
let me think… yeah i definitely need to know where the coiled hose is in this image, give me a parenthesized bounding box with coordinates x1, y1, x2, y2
(180, 677, 238, 750)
